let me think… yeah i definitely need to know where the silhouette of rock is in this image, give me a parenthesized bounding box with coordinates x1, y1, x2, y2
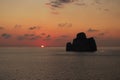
(66, 42, 73, 51)
(66, 32, 97, 52)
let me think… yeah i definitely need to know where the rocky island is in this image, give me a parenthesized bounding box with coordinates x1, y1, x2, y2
(66, 32, 97, 52)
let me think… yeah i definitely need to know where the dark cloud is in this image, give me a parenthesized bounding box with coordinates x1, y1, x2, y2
(87, 28, 99, 32)
(46, 35, 51, 38)
(93, 0, 110, 12)
(17, 34, 41, 41)
(43, 35, 52, 41)
(46, 1, 62, 9)
(58, 22, 72, 28)
(29, 26, 40, 30)
(30, 36, 41, 40)
(59, 0, 75, 3)
(46, 0, 110, 14)
(0, 26, 4, 30)
(58, 23, 67, 27)
(46, 0, 78, 9)
(43, 35, 51, 41)
(14, 24, 22, 28)
(1, 33, 11, 39)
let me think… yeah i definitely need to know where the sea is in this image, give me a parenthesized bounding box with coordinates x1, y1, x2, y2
(0, 47, 120, 80)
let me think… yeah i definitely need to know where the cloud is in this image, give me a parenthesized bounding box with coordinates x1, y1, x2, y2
(14, 24, 22, 28)
(92, 0, 110, 12)
(1, 33, 11, 39)
(58, 23, 67, 27)
(30, 36, 41, 40)
(74, 0, 87, 6)
(46, 0, 110, 14)
(46, 1, 62, 9)
(43, 35, 51, 41)
(46, 35, 51, 38)
(17, 34, 41, 41)
(29, 26, 40, 30)
(46, 0, 78, 9)
(0, 26, 4, 30)
(58, 22, 72, 28)
(87, 28, 99, 32)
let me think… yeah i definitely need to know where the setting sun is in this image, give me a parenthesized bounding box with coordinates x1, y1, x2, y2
(41, 45, 45, 48)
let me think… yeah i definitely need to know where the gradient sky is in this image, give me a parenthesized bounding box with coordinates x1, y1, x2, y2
(0, 0, 120, 47)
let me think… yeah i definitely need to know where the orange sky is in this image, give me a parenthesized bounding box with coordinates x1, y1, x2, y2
(0, 0, 120, 47)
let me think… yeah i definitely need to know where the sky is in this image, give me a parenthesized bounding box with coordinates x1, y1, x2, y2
(0, 0, 120, 47)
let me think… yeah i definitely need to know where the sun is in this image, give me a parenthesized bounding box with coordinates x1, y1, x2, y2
(41, 45, 45, 48)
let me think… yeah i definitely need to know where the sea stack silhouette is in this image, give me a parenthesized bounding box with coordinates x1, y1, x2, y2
(66, 32, 97, 52)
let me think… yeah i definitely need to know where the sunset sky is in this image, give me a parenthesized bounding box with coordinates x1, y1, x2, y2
(0, 0, 120, 47)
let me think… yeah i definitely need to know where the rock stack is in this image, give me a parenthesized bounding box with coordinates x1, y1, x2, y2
(66, 32, 97, 52)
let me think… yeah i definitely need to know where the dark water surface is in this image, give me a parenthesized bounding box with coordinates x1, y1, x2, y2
(0, 47, 120, 80)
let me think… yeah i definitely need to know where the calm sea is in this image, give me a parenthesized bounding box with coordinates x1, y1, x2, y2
(0, 47, 120, 80)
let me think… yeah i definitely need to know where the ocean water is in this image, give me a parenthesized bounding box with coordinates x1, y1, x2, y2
(0, 47, 120, 80)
